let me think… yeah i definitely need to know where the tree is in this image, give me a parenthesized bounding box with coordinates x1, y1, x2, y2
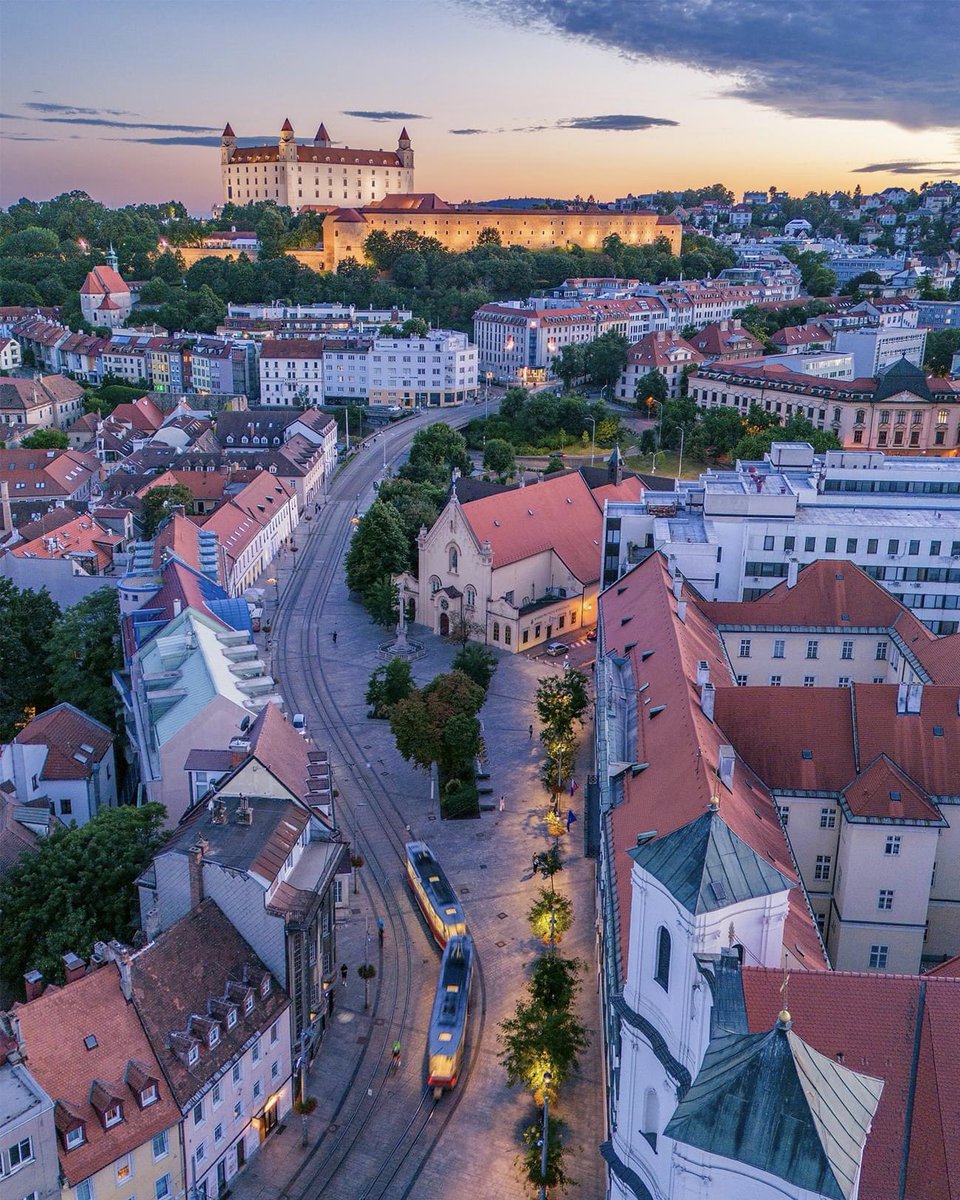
(363, 574, 402, 626)
(20, 428, 69, 449)
(529, 954, 582, 1010)
(924, 329, 960, 376)
(583, 331, 629, 398)
(521, 1115, 572, 1194)
(0, 580, 61, 740)
(554, 344, 585, 391)
(452, 643, 498, 692)
(634, 368, 668, 411)
(388, 670, 485, 775)
(476, 227, 502, 247)
(0, 804, 167, 995)
(498, 997, 589, 1092)
(528, 888, 574, 945)
(357, 962, 376, 1009)
(483, 437, 515, 478)
(365, 658, 414, 718)
(400, 317, 429, 337)
(344, 501, 409, 601)
(403, 424, 471, 482)
(535, 670, 589, 746)
(698, 406, 747, 458)
(47, 588, 122, 734)
(140, 483, 194, 537)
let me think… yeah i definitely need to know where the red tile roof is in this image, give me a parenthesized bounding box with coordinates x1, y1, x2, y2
(460, 471, 607, 584)
(742, 967, 960, 1200)
(11, 513, 122, 572)
(842, 755, 943, 822)
(16, 966, 180, 1186)
(627, 330, 704, 371)
(600, 555, 827, 980)
(14, 703, 113, 781)
(80, 266, 128, 296)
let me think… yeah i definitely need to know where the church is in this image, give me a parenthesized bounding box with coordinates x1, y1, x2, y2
(79, 247, 132, 329)
(220, 118, 414, 209)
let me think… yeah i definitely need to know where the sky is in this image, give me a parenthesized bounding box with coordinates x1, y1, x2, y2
(1, 0, 958, 214)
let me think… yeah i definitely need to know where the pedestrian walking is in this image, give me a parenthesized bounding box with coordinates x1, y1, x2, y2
(528, 723, 534, 740)
(332, 630, 338, 645)
(499, 794, 505, 812)
(377, 918, 385, 947)
(340, 962, 348, 987)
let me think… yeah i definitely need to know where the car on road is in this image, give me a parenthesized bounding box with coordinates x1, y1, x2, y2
(586, 629, 598, 642)
(545, 642, 568, 656)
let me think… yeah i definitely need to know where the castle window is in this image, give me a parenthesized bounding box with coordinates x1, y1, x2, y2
(654, 926, 671, 991)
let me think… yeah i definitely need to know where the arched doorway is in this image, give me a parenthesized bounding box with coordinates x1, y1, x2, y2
(439, 612, 450, 637)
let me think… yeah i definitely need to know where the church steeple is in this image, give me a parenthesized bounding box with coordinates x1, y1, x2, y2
(279, 117, 296, 164)
(220, 122, 236, 165)
(397, 126, 413, 171)
(314, 122, 331, 148)
(106, 244, 119, 272)
(398, 126, 411, 150)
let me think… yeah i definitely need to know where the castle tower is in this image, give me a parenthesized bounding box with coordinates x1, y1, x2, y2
(279, 117, 296, 163)
(220, 122, 236, 165)
(397, 126, 414, 171)
(314, 122, 332, 148)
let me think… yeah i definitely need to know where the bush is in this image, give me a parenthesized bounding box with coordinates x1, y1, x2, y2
(440, 775, 479, 819)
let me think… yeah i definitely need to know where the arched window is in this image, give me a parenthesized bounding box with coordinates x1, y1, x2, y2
(641, 1088, 659, 1151)
(429, 576, 441, 594)
(465, 586, 476, 608)
(492, 621, 500, 642)
(448, 546, 459, 574)
(654, 926, 671, 991)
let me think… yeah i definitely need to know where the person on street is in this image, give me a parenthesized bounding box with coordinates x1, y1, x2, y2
(528, 723, 534, 739)
(340, 962, 348, 987)
(499, 794, 505, 812)
(332, 630, 338, 645)
(378, 918, 385, 946)
(392, 1039, 402, 1070)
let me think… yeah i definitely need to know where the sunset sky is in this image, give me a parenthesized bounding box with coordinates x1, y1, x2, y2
(1, 0, 958, 214)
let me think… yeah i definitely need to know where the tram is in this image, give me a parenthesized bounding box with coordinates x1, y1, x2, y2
(405, 840, 467, 947)
(426, 934, 474, 1096)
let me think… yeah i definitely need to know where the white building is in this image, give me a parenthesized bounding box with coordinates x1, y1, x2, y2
(0, 337, 22, 371)
(833, 325, 927, 376)
(221, 119, 413, 210)
(79, 251, 132, 329)
(600, 442, 960, 634)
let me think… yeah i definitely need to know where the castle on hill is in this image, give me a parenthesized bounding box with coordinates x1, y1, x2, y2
(220, 117, 414, 209)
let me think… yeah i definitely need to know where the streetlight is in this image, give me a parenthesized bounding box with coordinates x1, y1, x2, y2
(586, 416, 596, 468)
(646, 398, 664, 474)
(539, 1071, 552, 1200)
(266, 576, 279, 603)
(677, 427, 685, 481)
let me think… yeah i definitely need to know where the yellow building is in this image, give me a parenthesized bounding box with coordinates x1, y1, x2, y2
(320, 193, 681, 273)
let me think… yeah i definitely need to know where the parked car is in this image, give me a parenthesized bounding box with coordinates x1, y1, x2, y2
(545, 642, 567, 656)
(292, 713, 307, 732)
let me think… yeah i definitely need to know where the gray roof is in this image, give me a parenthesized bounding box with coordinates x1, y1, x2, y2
(628, 807, 793, 915)
(664, 1020, 883, 1200)
(872, 356, 933, 404)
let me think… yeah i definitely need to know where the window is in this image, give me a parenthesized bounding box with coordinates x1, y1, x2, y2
(738, 639, 751, 658)
(77, 1185, 94, 1200)
(867, 538, 878, 554)
(103, 1106, 122, 1129)
(234, 1101, 243, 1121)
(763, 535, 774, 551)
(876, 641, 888, 661)
(885, 835, 901, 856)
(804, 536, 816, 553)
(825, 537, 837, 553)
(820, 808, 837, 829)
(770, 675, 782, 686)
(869, 945, 888, 970)
(115, 1156, 132, 1184)
(195, 1143, 205, 1164)
(429, 576, 441, 594)
(846, 538, 858, 554)
(839, 640, 854, 660)
(931, 541, 941, 557)
(140, 1083, 157, 1107)
(155, 1177, 171, 1200)
(803, 675, 816, 687)
(492, 621, 500, 642)
(888, 539, 899, 555)
(878, 890, 894, 911)
(504, 627, 511, 646)
(654, 926, 671, 990)
(214, 1124, 223, 1144)
(152, 1131, 168, 1161)
(65, 1126, 85, 1150)
(736, 674, 748, 686)
(270, 1021, 279, 1044)
(814, 855, 832, 881)
(272, 1059, 280, 1079)
(806, 640, 819, 659)
(244, 994, 254, 1015)
(783, 535, 795, 553)
(252, 1038, 261, 1064)
(212, 1082, 222, 1107)
(838, 675, 851, 687)
(253, 1081, 262, 1101)
(61, 797, 72, 815)
(641, 1087, 659, 1152)
(772, 639, 785, 659)
(193, 1101, 204, 1126)
(448, 546, 458, 573)
(776, 805, 790, 826)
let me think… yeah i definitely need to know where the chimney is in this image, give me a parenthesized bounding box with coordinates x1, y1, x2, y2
(697, 661, 711, 686)
(672, 575, 683, 600)
(236, 794, 253, 825)
(677, 599, 687, 623)
(718, 744, 736, 791)
(23, 970, 44, 1001)
(188, 842, 205, 908)
(787, 559, 799, 589)
(212, 798, 228, 825)
(0, 481, 12, 535)
(700, 681, 716, 721)
(173, 598, 182, 616)
(62, 952, 85, 984)
(116, 950, 133, 1001)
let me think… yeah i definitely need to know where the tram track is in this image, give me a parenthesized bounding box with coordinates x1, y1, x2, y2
(269, 412, 487, 1199)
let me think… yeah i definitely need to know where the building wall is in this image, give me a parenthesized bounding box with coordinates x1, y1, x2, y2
(65, 1121, 184, 1200)
(324, 211, 680, 273)
(153, 697, 252, 826)
(0, 1065, 59, 1200)
(834, 327, 927, 377)
(202, 868, 287, 987)
(926, 808, 960, 958)
(718, 630, 908, 688)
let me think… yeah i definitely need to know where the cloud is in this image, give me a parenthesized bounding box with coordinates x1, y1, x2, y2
(341, 110, 427, 121)
(555, 114, 678, 131)
(108, 135, 275, 147)
(36, 116, 219, 132)
(23, 102, 138, 117)
(853, 161, 960, 176)
(476, 0, 960, 129)
(450, 127, 489, 136)
(0, 133, 56, 142)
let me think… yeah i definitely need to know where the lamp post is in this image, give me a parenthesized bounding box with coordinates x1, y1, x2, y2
(539, 1071, 552, 1200)
(382, 431, 387, 472)
(586, 416, 596, 468)
(677, 427, 685, 481)
(648, 398, 664, 474)
(267, 576, 279, 604)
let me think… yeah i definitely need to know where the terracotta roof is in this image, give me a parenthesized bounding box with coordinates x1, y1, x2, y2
(201, 473, 295, 568)
(280, 118, 293, 132)
(627, 331, 704, 371)
(841, 755, 943, 822)
(15, 965, 179, 1186)
(769, 323, 832, 347)
(222, 123, 234, 138)
(11, 513, 122, 572)
(259, 338, 326, 360)
(600, 554, 826, 980)
(129, 899, 288, 1107)
(460, 471, 612, 584)
(925, 953, 960, 977)
(0, 792, 41, 878)
(79, 266, 128, 297)
(14, 703, 113, 781)
(742, 967, 960, 1200)
(108, 397, 164, 434)
(692, 321, 765, 357)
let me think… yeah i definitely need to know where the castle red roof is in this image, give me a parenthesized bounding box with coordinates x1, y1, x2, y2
(222, 123, 234, 138)
(281, 118, 294, 132)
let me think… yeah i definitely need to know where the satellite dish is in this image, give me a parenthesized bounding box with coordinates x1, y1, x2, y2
(239, 715, 251, 732)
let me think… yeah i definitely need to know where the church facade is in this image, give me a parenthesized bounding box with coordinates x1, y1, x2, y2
(220, 118, 414, 209)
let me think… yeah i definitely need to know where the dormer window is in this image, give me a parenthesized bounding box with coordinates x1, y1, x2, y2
(140, 1083, 158, 1107)
(188, 1044, 199, 1066)
(65, 1125, 86, 1150)
(226, 1008, 238, 1029)
(244, 994, 254, 1015)
(259, 976, 271, 998)
(208, 1025, 219, 1048)
(103, 1105, 122, 1129)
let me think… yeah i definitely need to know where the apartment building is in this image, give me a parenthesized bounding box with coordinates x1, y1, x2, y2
(200, 473, 298, 596)
(615, 331, 704, 401)
(0, 1057, 58, 1200)
(600, 442, 960, 634)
